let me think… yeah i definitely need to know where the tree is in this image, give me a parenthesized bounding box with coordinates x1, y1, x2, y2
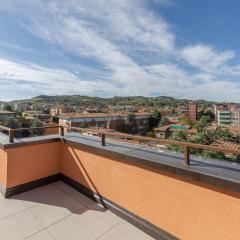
(149, 110, 161, 129)
(213, 127, 233, 141)
(52, 116, 59, 123)
(3, 117, 21, 138)
(158, 117, 170, 127)
(170, 131, 188, 142)
(198, 110, 215, 121)
(167, 131, 188, 152)
(30, 119, 44, 135)
(194, 116, 211, 132)
(4, 117, 20, 129)
(179, 116, 192, 126)
(4, 105, 13, 111)
(194, 130, 213, 145)
(124, 113, 137, 134)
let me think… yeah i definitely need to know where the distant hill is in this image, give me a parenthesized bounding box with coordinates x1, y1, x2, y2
(8, 95, 217, 109)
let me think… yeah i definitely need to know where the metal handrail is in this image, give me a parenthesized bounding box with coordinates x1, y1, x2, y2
(1, 124, 240, 166)
(0, 125, 11, 132)
(0, 125, 60, 143)
(63, 126, 240, 166)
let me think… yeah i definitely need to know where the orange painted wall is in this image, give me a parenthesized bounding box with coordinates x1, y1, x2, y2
(61, 143, 240, 240)
(0, 148, 8, 188)
(0, 140, 239, 239)
(6, 142, 61, 188)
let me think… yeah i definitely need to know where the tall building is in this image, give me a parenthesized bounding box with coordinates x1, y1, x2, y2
(188, 102, 198, 122)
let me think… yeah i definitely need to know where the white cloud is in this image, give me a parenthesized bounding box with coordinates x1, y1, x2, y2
(0, 58, 118, 97)
(180, 44, 235, 72)
(0, 0, 240, 101)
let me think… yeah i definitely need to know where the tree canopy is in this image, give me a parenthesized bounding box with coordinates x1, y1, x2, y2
(158, 117, 170, 127)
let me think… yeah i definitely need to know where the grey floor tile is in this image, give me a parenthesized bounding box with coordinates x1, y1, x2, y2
(99, 209, 122, 226)
(47, 207, 106, 240)
(115, 220, 155, 240)
(12, 184, 65, 208)
(0, 197, 28, 220)
(64, 216, 114, 240)
(25, 230, 54, 240)
(97, 228, 128, 240)
(0, 182, 154, 240)
(0, 209, 43, 240)
(53, 181, 97, 207)
(30, 193, 84, 227)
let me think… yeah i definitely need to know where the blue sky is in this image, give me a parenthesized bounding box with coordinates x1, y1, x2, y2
(0, 0, 240, 101)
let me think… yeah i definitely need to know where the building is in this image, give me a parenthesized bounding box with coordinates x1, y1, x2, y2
(0, 110, 15, 122)
(217, 111, 232, 125)
(214, 104, 227, 121)
(155, 124, 195, 140)
(13, 102, 28, 112)
(226, 103, 238, 111)
(178, 103, 188, 115)
(22, 111, 52, 123)
(215, 108, 240, 126)
(188, 102, 198, 122)
(154, 125, 170, 139)
(59, 112, 152, 133)
(214, 103, 239, 122)
(50, 105, 74, 116)
(231, 111, 240, 126)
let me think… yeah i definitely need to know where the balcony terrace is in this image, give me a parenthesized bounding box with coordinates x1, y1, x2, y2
(0, 181, 154, 240)
(0, 125, 239, 240)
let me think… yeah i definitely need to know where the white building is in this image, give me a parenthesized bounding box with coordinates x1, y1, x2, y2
(217, 111, 231, 125)
(217, 110, 240, 126)
(231, 111, 240, 126)
(14, 103, 28, 112)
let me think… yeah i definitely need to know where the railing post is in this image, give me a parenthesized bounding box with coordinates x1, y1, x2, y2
(59, 126, 64, 137)
(184, 146, 190, 166)
(9, 130, 14, 143)
(101, 133, 106, 146)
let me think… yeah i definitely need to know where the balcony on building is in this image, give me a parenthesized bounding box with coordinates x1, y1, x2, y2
(0, 125, 239, 240)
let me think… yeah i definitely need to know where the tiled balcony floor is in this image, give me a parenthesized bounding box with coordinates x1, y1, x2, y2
(0, 181, 154, 240)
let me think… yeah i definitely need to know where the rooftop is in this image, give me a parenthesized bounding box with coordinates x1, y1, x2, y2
(0, 111, 15, 114)
(0, 181, 153, 240)
(60, 112, 152, 119)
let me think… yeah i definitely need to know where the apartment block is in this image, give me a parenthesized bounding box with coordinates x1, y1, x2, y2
(231, 111, 240, 126)
(188, 102, 198, 122)
(217, 111, 232, 125)
(216, 109, 240, 126)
